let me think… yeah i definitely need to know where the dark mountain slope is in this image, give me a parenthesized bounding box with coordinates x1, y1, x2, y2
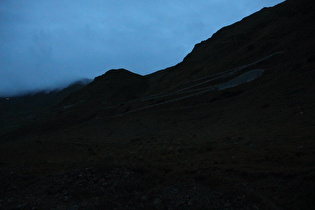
(62, 69, 148, 106)
(143, 0, 315, 94)
(1, 0, 315, 209)
(59, 0, 315, 108)
(0, 79, 91, 135)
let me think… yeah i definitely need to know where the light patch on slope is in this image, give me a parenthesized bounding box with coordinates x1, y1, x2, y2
(217, 69, 265, 90)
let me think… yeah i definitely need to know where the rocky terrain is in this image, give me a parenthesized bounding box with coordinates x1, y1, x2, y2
(1, 0, 315, 209)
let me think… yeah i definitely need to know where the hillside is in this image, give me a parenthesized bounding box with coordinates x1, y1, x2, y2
(0, 79, 91, 135)
(59, 0, 315, 115)
(1, 0, 315, 209)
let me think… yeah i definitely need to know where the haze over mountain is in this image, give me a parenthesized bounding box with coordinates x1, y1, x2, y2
(0, 0, 284, 97)
(1, 0, 315, 209)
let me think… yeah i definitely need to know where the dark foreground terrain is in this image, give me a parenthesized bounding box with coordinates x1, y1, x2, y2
(1, 0, 315, 209)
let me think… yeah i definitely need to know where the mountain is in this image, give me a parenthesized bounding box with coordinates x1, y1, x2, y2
(1, 0, 315, 209)
(60, 0, 315, 113)
(61, 69, 148, 106)
(0, 78, 91, 135)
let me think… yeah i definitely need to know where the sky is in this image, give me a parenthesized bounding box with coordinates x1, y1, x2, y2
(0, 0, 284, 96)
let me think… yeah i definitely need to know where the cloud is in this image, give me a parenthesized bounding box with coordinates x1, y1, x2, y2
(0, 0, 284, 96)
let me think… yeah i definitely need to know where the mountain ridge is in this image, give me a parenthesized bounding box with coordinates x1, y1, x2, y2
(60, 0, 314, 109)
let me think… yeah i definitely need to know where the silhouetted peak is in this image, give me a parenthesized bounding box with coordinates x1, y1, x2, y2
(93, 68, 142, 82)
